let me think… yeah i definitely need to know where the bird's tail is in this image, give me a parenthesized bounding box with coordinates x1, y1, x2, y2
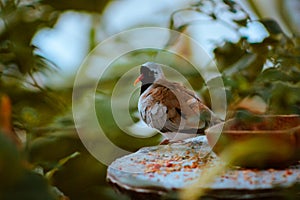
(210, 113, 223, 126)
(200, 106, 223, 127)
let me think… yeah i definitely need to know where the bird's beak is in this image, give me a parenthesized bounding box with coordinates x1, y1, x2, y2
(134, 74, 144, 86)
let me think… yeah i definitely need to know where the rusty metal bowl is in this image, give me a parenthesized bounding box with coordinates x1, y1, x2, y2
(205, 115, 300, 168)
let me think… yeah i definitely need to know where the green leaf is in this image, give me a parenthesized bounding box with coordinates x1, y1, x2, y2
(223, 53, 265, 81)
(50, 152, 107, 199)
(0, 133, 22, 187)
(234, 110, 263, 123)
(260, 19, 284, 35)
(256, 67, 294, 83)
(29, 133, 81, 169)
(214, 41, 246, 71)
(233, 18, 248, 27)
(1, 170, 56, 200)
(0, 133, 55, 200)
(46, 152, 80, 180)
(268, 82, 300, 114)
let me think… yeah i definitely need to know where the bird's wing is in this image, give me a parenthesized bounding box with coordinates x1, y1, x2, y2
(139, 79, 218, 133)
(152, 81, 208, 132)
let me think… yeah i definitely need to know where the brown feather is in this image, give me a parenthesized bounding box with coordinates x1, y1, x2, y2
(137, 62, 221, 140)
(139, 79, 210, 133)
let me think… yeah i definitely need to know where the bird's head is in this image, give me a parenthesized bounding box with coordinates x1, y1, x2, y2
(134, 62, 165, 86)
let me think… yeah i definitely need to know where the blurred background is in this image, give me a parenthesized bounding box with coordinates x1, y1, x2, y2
(1, 0, 300, 199)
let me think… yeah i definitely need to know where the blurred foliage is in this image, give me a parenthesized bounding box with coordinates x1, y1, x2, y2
(172, 0, 300, 199)
(0, 132, 56, 200)
(217, 23, 300, 115)
(170, 0, 249, 34)
(95, 94, 162, 151)
(1, 0, 300, 200)
(0, 0, 129, 200)
(170, 0, 300, 116)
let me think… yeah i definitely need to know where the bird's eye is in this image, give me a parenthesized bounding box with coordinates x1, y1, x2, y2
(149, 71, 154, 76)
(151, 71, 158, 77)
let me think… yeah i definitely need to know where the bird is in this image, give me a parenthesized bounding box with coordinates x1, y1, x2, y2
(134, 62, 221, 143)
